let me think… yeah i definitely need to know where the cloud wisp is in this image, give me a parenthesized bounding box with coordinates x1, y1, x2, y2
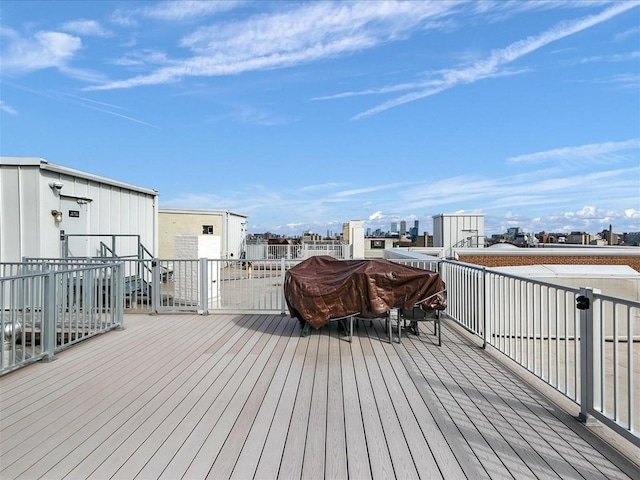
(350, 2, 639, 119)
(60, 19, 112, 37)
(86, 1, 459, 91)
(161, 157, 640, 234)
(0, 28, 82, 75)
(141, 0, 244, 21)
(0, 101, 18, 115)
(507, 139, 640, 166)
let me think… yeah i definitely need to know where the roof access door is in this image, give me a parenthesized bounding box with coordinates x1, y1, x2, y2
(60, 197, 90, 257)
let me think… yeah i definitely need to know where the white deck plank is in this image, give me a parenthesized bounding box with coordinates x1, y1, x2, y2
(276, 330, 320, 480)
(364, 321, 443, 479)
(400, 324, 515, 479)
(324, 325, 349, 480)
(151, 315, 282, 479)
(301, 326, 330, 480)
(350, 327, 398, 480)
(251, 325, 309, 479)
(206, 317, 299, 479)
(228, 321, 302, 479)
(358, 325, 420, 480)
(85, 314, 265, 480)
(0, 313, 637, 480)
(339, 326, 372, 480)
(2, 315, 222, 479)
(186, 316, 293, 479)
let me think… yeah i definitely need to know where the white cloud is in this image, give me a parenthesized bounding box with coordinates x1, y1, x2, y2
(142, 0, 244, 21)
(579, 51, 640, 63)
(0, 29, 82, 74)
(0, 101, 18, 115)
(86, 1, 460, 90)
(352, 2, 639, 119)
(60, 19, 112, 37)
(614, 25, 640, 42)
(369, 211, 384, 220)
(507, 139, 640, 165)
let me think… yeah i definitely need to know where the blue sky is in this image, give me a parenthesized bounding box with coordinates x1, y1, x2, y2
(1, 1, 639, 237)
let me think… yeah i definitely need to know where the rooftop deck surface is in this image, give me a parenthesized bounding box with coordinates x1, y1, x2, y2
(1, 313, 638, 479)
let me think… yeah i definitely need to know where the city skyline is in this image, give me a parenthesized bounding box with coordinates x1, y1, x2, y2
(1, 1, 639, 236)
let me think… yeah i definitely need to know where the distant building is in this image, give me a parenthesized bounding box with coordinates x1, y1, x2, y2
(391, 222, 398, 233)
(365, 237, 397, 258)
(302, 231, 322, 242)
(622, 232, 640, 246)
(566, 231, 593, 245)
(598, 225, 621, 246)
(506, 227, 523, 239)
(159, 208, 247, 260)
(433, 213, 484, 252)
(400, 220, 407, 235)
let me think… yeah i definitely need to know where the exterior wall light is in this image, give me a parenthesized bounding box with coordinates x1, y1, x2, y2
(51, 210, 63, 223)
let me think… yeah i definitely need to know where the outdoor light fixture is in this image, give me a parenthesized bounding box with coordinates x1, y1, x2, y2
(51, 210, 63, 223)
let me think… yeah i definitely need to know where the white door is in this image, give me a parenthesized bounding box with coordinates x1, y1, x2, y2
(61, 198, 89, 257)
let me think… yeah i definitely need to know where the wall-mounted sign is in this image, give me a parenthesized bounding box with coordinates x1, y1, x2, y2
(68, 210, 80, 218)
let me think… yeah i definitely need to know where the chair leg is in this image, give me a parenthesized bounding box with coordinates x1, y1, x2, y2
(349, 315, 353, 343)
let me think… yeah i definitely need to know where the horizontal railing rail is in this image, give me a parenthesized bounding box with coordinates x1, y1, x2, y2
(1, 263, 124, 375)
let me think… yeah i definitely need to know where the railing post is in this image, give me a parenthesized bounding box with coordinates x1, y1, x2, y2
(280, 257, 286, 315)
(115, 262, 124, 329)
(578, 287, 594, 423)
(482, 267, 487, 349)
(200, 258, 209, 315)
(151, 259, 160, 314)
(42, 271, 56, 362)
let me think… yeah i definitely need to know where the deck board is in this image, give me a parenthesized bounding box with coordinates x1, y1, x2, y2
(1, 313, 638, 480)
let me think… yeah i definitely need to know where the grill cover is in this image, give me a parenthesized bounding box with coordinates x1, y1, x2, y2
(284, 256, 446, 329)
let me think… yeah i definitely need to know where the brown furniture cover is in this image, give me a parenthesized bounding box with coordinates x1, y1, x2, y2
(284, 256, 446, 329)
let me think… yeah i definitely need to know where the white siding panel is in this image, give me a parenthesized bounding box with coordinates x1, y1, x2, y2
(1, 160, 158, 262)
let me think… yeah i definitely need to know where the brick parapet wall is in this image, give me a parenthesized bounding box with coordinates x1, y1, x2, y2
(458, 255, 640, 273)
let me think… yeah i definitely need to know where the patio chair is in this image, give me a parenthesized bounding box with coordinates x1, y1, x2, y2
(399, 295, 443, 346)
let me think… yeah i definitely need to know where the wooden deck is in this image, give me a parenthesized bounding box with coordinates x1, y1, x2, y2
(1, 313, 638, 479)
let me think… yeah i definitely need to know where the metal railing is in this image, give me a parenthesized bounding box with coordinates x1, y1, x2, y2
(244, 243, 349, 260)
(1, 263, 124, 375)
(22, 258, 299, 314)
(437, 259, 639, 447)
(152, 258, 297, 314)
(7, 255, 638, 446)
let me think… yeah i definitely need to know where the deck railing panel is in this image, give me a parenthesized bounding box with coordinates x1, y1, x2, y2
(1, 263, 124, 375)
(438, 259, 639, 447)
(3, 255, 638, 446)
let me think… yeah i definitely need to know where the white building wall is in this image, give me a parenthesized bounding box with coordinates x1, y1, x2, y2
(433, 213, 485, 253)
(174, 235, 220, 309)
(0, 157, 158, 262)
(159, 209, 247, 260)
(226, 213, 248, 260)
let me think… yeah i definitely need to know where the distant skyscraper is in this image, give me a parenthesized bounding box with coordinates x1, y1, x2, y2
(400, 220, 406, 235)
(391, 222, 398, 233)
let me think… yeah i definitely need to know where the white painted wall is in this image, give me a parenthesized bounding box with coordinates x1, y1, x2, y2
(159, 209, 247, 260)
(174, 235, 220, 310)
(0, 157, 158, 262)
(433, 213, 485, 252)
